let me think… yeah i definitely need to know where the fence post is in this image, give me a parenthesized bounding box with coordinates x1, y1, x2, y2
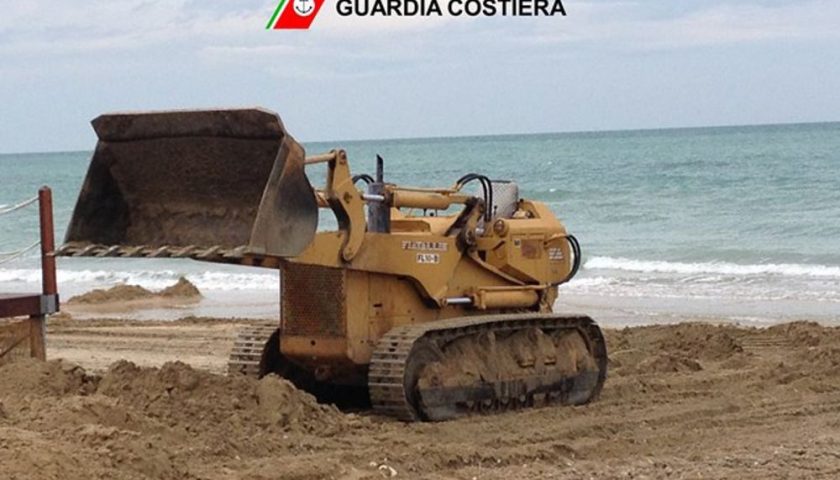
(29, 186, 55, 360)
(39, 187, 57, 297)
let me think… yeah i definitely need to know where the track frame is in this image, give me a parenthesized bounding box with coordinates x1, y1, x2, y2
(368, 313, 607, 421)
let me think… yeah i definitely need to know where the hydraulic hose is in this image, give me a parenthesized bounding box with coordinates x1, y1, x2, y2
(556, 234, 582, 285)
(353, 174, 375, 185)
(455, 173, 493, 222)
(567, 234, 582, 281)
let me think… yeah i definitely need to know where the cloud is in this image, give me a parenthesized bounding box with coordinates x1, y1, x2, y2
(1, 0, 839, 152)
(3, 0, 837, 90)
(526, 0, 840, 50)
(0, 1, 267, 55)
(3, 0, 835, 63)
(200, 44, 299, 59)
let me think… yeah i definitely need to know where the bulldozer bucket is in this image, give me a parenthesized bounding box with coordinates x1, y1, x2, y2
(63, 108, 318, 260)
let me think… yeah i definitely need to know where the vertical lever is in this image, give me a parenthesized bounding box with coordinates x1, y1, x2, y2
(368, 154, 390, 233)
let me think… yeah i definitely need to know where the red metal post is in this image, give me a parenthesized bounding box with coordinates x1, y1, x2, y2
(38, 187, 57, 296)
(31, 186, 55, 360)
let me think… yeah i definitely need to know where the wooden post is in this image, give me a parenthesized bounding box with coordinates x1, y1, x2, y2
(30, 187, 55, 361)
(39, 187, 57, 298)
(29, 316, 46, 360)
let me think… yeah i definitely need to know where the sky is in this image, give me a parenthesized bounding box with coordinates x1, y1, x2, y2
(0, 0, 839, 153)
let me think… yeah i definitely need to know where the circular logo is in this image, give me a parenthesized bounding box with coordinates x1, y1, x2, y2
(293, 0, 315, 16)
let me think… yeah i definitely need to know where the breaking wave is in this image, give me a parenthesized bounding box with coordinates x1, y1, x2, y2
(584, 256, 840, 278)
(0, 268, 279, 291)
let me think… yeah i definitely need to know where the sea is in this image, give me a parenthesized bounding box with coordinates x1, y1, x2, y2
(2, 122, 839, 326)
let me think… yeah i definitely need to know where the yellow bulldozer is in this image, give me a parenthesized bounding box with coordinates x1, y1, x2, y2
(58, 108, 607, 421)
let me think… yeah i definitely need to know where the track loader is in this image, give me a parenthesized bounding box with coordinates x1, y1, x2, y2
(59, 108, 607, 421)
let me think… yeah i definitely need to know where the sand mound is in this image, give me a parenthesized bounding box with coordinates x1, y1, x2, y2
(0, 358, 98, 397)
(0, 359, 356, 479)
(665, 324, 744, 361)
(0, 359, 351, 436)
(766, 321, 833, 347)
(607, 323, 744, 376)
(797, 346, 840, 372)
(159, 277, 202, 298)
(7, 319, 840, 479)
(636, 353, 703, 374)
(96, 361, 347, 436)
(66, 277, 201, 311)
(68, 284, 154, 304)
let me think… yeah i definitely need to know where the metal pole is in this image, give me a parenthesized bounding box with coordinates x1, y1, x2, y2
(368, 155, 391, 233)
(445, 297, 473, 305)
(362, 194, 386, 202)
(304, 151, 338, 165)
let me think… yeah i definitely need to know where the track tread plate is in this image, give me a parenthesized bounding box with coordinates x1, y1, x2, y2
(368, 313, 607, 422)
(227, 323, 277, 377)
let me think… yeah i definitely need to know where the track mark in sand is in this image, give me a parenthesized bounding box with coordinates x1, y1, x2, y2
(736, 334, 794, 352)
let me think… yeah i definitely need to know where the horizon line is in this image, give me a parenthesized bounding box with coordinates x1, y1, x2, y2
(310, 118, 840, 146)
(2, 118, 838, 156)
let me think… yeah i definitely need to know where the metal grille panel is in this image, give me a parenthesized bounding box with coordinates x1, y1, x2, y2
(491, 181, 519, 219)
(282, 263, 346, 337)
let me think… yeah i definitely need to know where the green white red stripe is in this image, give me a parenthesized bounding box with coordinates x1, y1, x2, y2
(267, 0, 324, 29)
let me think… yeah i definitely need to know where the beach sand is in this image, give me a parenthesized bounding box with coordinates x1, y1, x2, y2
(1, 312, 839, 479)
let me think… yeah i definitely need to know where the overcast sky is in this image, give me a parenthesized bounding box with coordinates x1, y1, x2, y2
(1, 0, 839, 153)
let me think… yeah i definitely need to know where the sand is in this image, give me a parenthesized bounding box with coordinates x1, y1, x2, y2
(64, 278, 202, 314)
(2, 315, 840, 479)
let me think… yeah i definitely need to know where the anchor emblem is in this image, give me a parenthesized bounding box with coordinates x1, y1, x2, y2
(294, 0, 315, 16)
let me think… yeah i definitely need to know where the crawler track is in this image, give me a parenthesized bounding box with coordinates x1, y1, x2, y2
(227, 323, 277, 377)
(368, 314, 607, 421)
(231, 315, 607, 421)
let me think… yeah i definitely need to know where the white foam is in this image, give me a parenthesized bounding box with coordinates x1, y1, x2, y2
(0, 268, 278, 291)
(565, 277, 613, 287)
(585, 256, 840, 278)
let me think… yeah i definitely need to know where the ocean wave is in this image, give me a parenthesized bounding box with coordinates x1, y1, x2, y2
(0, 268, 278, 291)
(584, 256, 840, 278)
(561, 274, 840, 303)
(564, 277, 614, 287)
